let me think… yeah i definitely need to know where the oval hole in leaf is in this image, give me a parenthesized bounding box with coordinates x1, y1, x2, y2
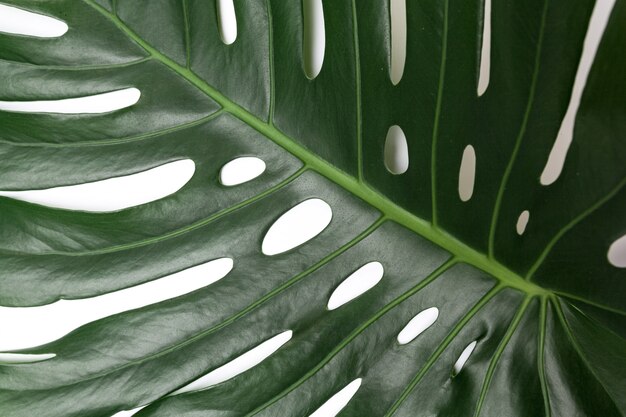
(0, 159, 195, 212)
(170, 330, 293, 395)
(0, 4, 68, 37)
(477, 0, 491, 96)
(539, 0, 616, 185)
(452, 340, 477, 376)
(384, 125, 409, 175)
(220, 157, 266, 186)
(516, 210, 530, 235)
(303, 0, 326, 79)
(458, 145, 476, 202)
(397, 307, 439, 345)
(217, 0, 237, 45)
(389, 0, 406, 85)
(0, 88, 140, 114)
(0, 258, 233, 352)
(262, 198, 332, 256)
(327, 262, 384, 310)
(0, 353, 56, 364)
(309, 378, 362, 417)
(608, 234, 626, 268)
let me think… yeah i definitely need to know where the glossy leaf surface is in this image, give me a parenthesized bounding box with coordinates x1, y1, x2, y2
(0, 1, 624, 416)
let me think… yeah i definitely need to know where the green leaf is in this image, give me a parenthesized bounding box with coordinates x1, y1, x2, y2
(0, 0, 624, 416)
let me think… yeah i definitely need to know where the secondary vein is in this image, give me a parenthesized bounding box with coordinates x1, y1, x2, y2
(487, 0, 550, 259)
(473, 296, 532, 417)
(384, 284, 503, 416)
(430, 0, 450, 227)
(15, 216, 385, 392)
(351, 0, 364, 183)
(247, 257, 458, 416)
(537, 296, 552, 417)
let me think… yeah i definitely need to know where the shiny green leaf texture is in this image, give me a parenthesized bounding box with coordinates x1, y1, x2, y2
(1, 1, 625, 416)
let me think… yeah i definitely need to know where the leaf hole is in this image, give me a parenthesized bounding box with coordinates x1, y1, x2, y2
(0, 258, 233, 352)
(516, 210, 530, 235)
(309, 378, 362, 417)
(0, 159, 195, 212)
(303, 0, 326, 79)
(170, 330, 293, 395)
(0, 4, 68, 37)
(0, 353, 56, 364)
(262, 198, 332, 256)
(327, 262, 384, 310)
(477, 0, 491, 96)
(110, 407, 146, 417)
(217, 0, 237, 45)
(608, 234, 626, 268)
(220, 157, 266, 186)
(458, 145, 476, 202)
(540, 0, 616, 185)
(389, 0, 406, 85)
(384, 125, 409, 175)
(0, 88, 141, 114)
(452, 340, 477, 377)
(397, 307, 439, 345)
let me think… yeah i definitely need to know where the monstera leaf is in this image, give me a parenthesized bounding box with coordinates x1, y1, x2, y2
(1, 0, 625, 416)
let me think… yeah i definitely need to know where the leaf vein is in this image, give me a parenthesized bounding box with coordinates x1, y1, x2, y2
(552, 297, 623, 412)
(10, 217, 385, 393)
(1, 166, 305, 257)
(487, 0, 550, 258)
(384, 284, 504, 417)
(473, 296, 532, 417)
(247, 257, 458, 416)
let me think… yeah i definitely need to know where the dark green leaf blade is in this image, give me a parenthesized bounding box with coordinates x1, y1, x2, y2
(0, 1, 624, 416)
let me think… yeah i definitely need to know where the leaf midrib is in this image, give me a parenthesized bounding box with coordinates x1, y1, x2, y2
(83, 0, 548, 299)
(82, 0, 545, 296)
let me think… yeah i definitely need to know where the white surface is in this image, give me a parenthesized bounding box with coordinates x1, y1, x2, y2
(0, 258, 233, 352)
(390, 0, 406, 85)
(110, 406, 146, 417)
(0, 352, 56, 364)
(217, 0, 237, 45)
(477, 0, 491, 96)
(0, 88, 140, 114)
(303, 0, 325, 79)
(608, 234, 626, 268)
(262, 198, 333, 256)
(384, 125, 409, 175)
(170, 330, 293, 395)
(452, 341, 477, 375)
(397, 307, 439, 345)
(516, 210, 530, 235)
(0, 3, 68, 37)
(309, 379, 362, 417)
(220, 157, 266, 186)
(0, 159, 195, 212)
(327, 262, 384, 310)
(540, 0, 616, 185)
(458, 145, 476, 202)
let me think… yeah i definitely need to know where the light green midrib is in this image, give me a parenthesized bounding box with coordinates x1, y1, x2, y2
(84, 0, 547, 297)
